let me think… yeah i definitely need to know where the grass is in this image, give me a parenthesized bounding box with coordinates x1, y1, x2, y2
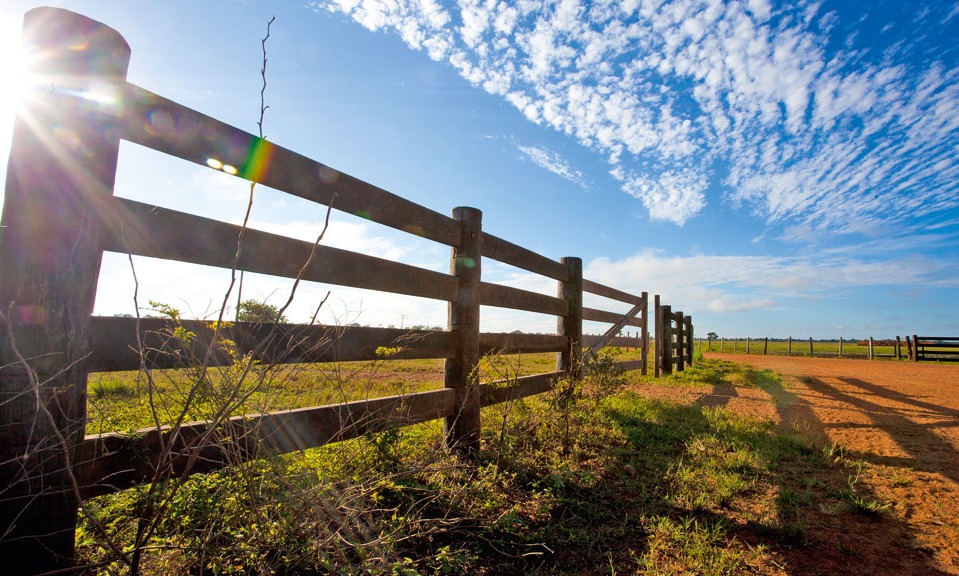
(77, 355, 888, 574)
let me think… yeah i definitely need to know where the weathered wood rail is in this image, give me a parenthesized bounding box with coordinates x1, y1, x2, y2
(0, 9, 692, 573)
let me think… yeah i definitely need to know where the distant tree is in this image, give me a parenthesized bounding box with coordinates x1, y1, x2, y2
(706, 331, 719, 350)
(236, 299, 287, 324)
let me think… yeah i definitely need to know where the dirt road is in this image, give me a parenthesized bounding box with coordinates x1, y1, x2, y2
(644, 353, 959, 575)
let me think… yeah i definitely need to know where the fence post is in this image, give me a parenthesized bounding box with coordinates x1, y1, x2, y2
(0, 9, 130, 572)
(675, 311, 685, 371)
(809, 337, 814, 356)
(661, 304, 673, 375)
(556, 257, 583, 376)
(911, 334, 919, 362)
(746, 337, 751, 354)
(896, 336, 902, 361)
(444, 207, 482, 454)
(654, 295, 662, 377)
(685, 315, 693, 366)
(763, 337, 768, 355)
(839, 337, 843, 358)
(787, 337, 792, 356)
(868, 337, 874, 360)
(640, 292, 649, 376)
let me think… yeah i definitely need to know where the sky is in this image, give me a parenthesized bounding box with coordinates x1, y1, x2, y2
(1, 0, 958, 339)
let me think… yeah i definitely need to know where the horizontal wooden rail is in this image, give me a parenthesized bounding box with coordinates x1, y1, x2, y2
(87, 318, 457, 372)
(615, 360, 646, 372)
(915, 337, 959, 347)
(480, 282, 567, 316)
(78, 388, 455, 499)
(582, 279, 645, 305)
(119, 83, 461, 246)
(102, 198, 457, 302)
(914, 336, 959, 362)
(582, 335, 643, 349)
(480, 333, 568, 354)
(480, 371, 562, 406)
(482, 233, 569, 281)
(583, 306, 644, 327)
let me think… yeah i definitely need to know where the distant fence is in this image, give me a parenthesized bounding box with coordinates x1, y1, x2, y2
(703, 335, 958, 362)
(912, 336, 959, 362)
(0, 9, 692, 572)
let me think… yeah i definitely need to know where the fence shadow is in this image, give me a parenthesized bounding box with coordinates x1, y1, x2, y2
(809, 376, 959, 486)
(604, 390, 953, 575)
(693, 383, 739, 409)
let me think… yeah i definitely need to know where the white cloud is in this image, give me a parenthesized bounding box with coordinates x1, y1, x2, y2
(311, 0, 959, 233)
(708, 297, 776, 313)
(517, 144, 589, 188)
(582, 249, 958, 314)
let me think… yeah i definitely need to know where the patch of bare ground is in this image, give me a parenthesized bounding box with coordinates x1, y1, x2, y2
(638, 353, 959, 575)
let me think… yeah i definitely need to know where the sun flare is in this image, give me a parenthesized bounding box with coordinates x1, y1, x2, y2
(0, 12, 29, 166)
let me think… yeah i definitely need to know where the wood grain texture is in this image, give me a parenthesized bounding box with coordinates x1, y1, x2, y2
(582, 306, 644, 327)
(481, 371, 561, 406)
(101, 198, 456, 302)
(482, 233, 568, 281)
(78, 389, 454, 498)
(0, 8, 130, 571)
(481, 282, 567, 316)
(119, 83, 460, 246)
(582, 279, 645, 305)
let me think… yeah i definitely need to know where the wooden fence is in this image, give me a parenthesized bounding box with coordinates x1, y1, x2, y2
(653, 295, 694, 377)
(911, 336, 959, 362)
(703, 335, 946, 361)
(0, 9, 692, 572)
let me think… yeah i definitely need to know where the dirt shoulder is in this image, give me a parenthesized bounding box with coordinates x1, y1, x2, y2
(639, 353, 959, 575)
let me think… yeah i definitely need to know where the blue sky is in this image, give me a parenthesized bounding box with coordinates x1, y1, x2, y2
(1, 0, 957, 339)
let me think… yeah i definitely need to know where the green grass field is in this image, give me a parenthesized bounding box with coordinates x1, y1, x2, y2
(80, 355, 883, 574)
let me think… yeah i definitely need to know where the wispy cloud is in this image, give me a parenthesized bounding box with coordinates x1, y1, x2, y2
(310, 0, 959, 232)
(583, 248, 959, 314)
(517, 144, 589, 188)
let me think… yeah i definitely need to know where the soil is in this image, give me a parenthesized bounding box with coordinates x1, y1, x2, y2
(639, 353, 959, 576)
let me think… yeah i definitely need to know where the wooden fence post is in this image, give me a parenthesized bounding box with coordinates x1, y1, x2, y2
(675, 311, 685, 372)
(556, 257, 583, 376)
(685, 315, 693, 366)
(763, 337, 768, 355)
(839, 337, 843, 358)
(787, 337, 792, 356)
(444, 207, 482, 453)
(809, 337, 814, 357)
(0, 8, 130, 572)
(896, 336, 902, 361)
(654, 295, 661, 377)
(746, 337, 751, 354)
(868, 337, 874, 360)
(911, 334, 919, 362)
(661, 304, 673, 375)
(640, 292, 649, 376)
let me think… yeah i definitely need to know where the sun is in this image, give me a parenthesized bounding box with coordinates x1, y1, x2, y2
(0, 10, 31, 185)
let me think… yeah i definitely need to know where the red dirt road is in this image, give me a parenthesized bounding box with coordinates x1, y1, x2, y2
(646, 353, 959, 575)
